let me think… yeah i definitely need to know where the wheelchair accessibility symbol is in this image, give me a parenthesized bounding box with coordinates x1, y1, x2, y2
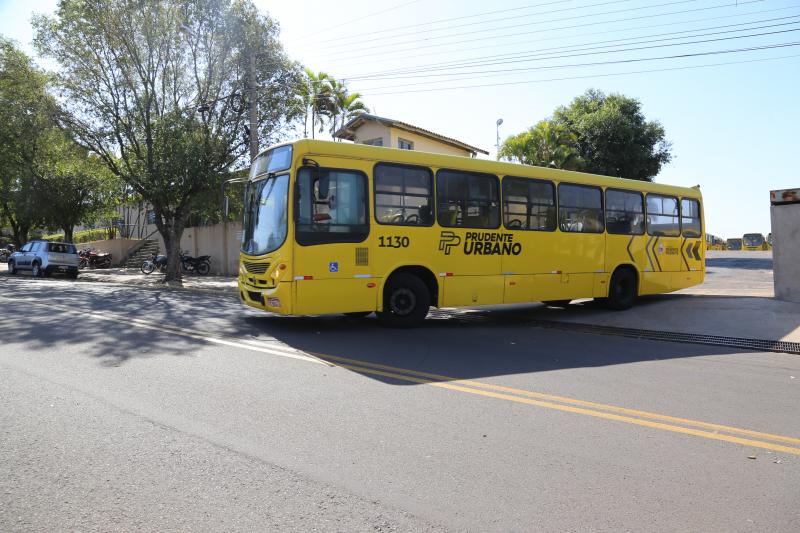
(329, 261, 339, 273)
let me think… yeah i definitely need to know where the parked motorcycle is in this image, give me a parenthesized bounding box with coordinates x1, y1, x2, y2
(79, 248, 112, 269)
(181, 252, 211, 276)
(140, 252, 167, 275)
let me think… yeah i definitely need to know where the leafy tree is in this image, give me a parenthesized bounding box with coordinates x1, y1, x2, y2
(37, 132, 121, 243)
(553, 89, 672, 181)
(0, 38, 51, 247)
(34, 0, 298, 282)
(498, 120, 581, 170)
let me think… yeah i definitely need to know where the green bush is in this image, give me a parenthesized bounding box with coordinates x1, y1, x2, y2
(41, 227, 116, 244)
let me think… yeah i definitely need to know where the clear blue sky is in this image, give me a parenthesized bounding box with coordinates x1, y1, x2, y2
(2, 0, 799, 238)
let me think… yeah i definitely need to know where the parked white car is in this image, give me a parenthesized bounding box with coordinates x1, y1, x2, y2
(8, 240, 80, 279)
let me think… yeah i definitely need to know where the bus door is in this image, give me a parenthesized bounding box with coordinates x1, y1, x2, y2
(435, 169, 504, 307)
(292, 165, 377, 315)
(678, 198, 704, 288)
(500, 177, 561, 303)
(550, 183, 605, 300)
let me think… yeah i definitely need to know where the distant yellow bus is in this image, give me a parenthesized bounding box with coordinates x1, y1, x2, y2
(705, 233, 725, 251)
(239, 140, 705, 326)
(726, 238, 742, 251)
(742, 233, 769, 251)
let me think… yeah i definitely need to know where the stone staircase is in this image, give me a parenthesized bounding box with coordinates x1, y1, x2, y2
(124, 239, 161, 269)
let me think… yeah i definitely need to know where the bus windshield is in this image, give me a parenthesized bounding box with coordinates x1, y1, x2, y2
(743, 233, 764, 247)
(241, 174, 289, 256)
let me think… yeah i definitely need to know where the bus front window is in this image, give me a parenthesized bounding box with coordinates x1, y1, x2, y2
(242, 174, 289, 256)
(743, 233, 764, 247)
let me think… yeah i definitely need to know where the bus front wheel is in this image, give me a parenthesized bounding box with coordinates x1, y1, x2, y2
(606, 267, 638, 310)
(378, 273, 430, 328)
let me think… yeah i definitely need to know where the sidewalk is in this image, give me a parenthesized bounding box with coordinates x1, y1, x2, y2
(77, 267, 238, 295)
(529, 251, 800, 343)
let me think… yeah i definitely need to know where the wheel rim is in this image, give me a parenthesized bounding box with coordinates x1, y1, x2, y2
(32, 264, 39, 277)
(389, 288, 416, 316)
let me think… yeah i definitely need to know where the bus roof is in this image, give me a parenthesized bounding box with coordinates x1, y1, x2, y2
(259, 139, 702, 199)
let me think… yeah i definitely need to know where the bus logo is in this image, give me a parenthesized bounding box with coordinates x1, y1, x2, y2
(438, 231, 461, 255)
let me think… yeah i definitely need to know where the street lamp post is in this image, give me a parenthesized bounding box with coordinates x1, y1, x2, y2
(496, 118, 503, 158)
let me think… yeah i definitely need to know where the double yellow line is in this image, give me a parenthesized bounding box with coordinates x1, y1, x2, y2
(314, 353, 800, 456)
(9, 296, 800, 456)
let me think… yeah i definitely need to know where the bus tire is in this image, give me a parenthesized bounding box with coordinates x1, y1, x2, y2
(378, 273, 430, 328)
(606, 267, 638, 310)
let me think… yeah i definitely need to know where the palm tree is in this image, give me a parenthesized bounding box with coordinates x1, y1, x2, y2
(498, 120, 581, 170)
(304, 68, 333, 139)
(329, 83, 369, 139)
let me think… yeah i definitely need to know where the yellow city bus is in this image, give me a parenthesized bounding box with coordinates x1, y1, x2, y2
(239, 140, 704, 326)
(705, 233, 725, 251)
(742, 233, 769, 251)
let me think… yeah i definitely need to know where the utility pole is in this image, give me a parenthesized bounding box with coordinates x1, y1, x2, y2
(496, 118, 503, 158)
(248, 51, 258, 162)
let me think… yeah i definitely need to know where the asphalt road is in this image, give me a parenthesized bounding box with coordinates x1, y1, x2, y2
(1, 272, 799, 532)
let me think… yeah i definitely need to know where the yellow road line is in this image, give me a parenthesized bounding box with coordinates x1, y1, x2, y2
(8, 296, 800, 455)
(333, 362, 800, 456)
(309, 352, 800, 446)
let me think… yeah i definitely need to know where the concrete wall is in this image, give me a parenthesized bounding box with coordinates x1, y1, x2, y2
(351, 122, 474, 157)
(151, 222, 243, 276)
(79, 239, 141, 266)
(387, 128, 472, 157)
(352, 122, 390, 148)
(771, 201, 800, 302)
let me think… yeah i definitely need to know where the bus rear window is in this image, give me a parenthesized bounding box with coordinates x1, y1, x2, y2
(681, 199, 702, 237)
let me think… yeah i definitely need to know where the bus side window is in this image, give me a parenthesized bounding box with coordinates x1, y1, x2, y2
(606, 189, 644, 235)
(646, 194, 680, 237)
(502, 176, 556, 231)
(436, 169, 499, 229)
(296, 167, 369, 245)
(374, 163, 434, 226)
(558, 183, 604, 233)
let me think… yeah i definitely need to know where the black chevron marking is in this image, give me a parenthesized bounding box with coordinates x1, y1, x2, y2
(645, 236, 654, 271)
(652, 237, 662, 272)
(692, 241, 702, 261)
(681, 238, 691, 271)
(626, 236, 635, 263)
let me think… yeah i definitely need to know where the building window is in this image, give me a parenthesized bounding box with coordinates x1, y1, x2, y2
(146, 210, 156, 224)
(398, 138, 414, 150)
(436, 169, 500, 229)
(605, 189, 645, 235)
(374, 163, 434, 226)
(646, 194, 680, 236)
(681, 198, 702, 237)
(502, 177, 556, 231)
(362, 138, 383, 147)
(558, 183, 604, 233)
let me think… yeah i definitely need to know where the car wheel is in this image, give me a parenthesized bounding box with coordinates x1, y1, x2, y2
(31, 262, 42, 278)
(606, 267, 638, 310)
(8, 260, 16, 275)
(377, 273, 430, 328)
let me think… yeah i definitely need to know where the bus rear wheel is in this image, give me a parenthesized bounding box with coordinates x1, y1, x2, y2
(606, 267, 638, 310)
(378, 273, 430, 328)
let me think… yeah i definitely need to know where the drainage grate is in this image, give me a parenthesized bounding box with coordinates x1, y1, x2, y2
(425, 309, 800, 355)
(527, 320, 800, 355)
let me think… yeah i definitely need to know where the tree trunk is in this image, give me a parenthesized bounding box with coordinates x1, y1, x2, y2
(63, 226, 74, 243)
(155, 215, 185, 284)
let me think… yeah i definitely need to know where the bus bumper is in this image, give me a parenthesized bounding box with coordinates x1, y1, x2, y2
(239, 280, 293, 315)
